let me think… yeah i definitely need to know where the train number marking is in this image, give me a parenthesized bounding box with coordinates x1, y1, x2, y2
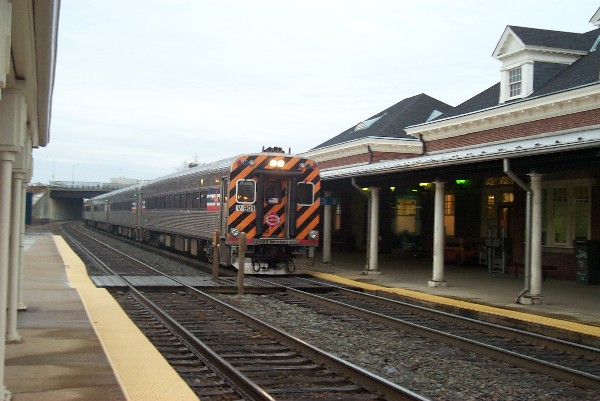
(236, 204, 255, 212)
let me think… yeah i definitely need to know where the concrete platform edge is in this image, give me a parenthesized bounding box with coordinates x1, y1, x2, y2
(305, 269, 600, 339)
(52, 235, 200, 401)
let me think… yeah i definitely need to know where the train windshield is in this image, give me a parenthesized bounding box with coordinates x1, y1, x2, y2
(236, 179, 256, 203)
(297, 182, 314, 205)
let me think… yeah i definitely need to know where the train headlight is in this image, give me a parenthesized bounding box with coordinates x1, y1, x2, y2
(230, 228, 240, 238)
(308, 230, 319, 240)
(269, 159, 285, 168)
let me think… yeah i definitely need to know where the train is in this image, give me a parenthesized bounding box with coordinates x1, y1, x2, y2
(83, 148, 321, 274)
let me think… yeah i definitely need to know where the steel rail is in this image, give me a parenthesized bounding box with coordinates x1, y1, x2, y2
(61, 226, 276, 401)
(63, 224, 430, 401)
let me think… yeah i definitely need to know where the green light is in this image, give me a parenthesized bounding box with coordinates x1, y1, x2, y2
(455, 179, 467, 185)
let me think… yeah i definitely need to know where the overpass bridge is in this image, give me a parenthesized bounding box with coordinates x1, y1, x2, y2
(29, 181, 138, 223)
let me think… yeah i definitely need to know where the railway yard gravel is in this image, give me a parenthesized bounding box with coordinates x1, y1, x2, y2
(217, 293, 599, 401)
(74, 225, 600, 401)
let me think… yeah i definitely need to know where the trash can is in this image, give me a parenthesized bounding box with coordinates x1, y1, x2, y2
(574, 240, 600, 284)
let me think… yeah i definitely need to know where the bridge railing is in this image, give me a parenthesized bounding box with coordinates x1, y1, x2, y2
(48, 181, 132, 191)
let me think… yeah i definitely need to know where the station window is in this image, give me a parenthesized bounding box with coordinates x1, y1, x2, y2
(396, 197, 417, 234)
(236, 179, 256, 204)
(297, 182, 314, 205)
(444, 194, 456, 237)
(542, 182, 591, 247)
(509, 67, 522, 97)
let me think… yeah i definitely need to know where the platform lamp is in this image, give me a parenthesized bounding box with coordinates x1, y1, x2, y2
(455, 179, 469, 190)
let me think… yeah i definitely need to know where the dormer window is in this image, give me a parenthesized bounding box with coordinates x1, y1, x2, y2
(499, 62, 532, 103)
(508, 67, 522, 97)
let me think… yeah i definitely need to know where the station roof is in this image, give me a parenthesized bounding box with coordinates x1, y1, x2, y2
(321, 129, 600, 180)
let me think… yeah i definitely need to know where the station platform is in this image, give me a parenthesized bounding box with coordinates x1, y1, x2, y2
(4, 227, 600, 400)
(300, 251, 600, 339)
(4, 229, 199, 401)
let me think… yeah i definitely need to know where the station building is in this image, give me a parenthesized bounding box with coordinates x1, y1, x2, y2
(0, 1, 60, 399)
(305, 8, 600, 304)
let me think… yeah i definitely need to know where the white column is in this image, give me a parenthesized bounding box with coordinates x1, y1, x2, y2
(7, 171, 24, 341)
(0, 152, 15, 401)
(322, 192, 332, 264)
(364, 187, 381, 274)
(429, 180, 447, 287)
(526, 172, 545, 303)
(18, 183, 27, 310)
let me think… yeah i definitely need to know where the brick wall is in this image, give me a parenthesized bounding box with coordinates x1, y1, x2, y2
(428, 108, 600, 152)
(318, 152, 419, 169)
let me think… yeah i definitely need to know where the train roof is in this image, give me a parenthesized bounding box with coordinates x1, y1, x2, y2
(89, 151, 316, 201)
(86, 183, 142, 202)
(142, 156, 236, 188)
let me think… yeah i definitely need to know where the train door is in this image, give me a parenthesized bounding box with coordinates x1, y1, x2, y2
(257, 177, 289, 239)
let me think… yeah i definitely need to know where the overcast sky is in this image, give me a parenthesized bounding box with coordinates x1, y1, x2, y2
(31, 0, 599, 184)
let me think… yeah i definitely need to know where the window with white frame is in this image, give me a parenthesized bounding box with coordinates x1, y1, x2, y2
(541, 182, 591, 247)
(508, 67, 522, 97)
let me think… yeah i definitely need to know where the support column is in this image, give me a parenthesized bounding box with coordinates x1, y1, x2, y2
(18, 183, 27, 310)
(429, 180, 447, 287)
(7, 171, 24, 341)
(521, 173, 545, 304)
(363, 187, 381, 275)
(0, 152, 15, 401)
(322, 192, 332, 264)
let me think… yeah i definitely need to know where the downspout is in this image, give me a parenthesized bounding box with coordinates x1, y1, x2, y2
(367, 145, 374, 164)
(503, 158, 531, 303)
(351, 177, 369, 199)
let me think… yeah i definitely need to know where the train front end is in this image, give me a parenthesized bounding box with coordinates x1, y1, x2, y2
(224, 152, 320, 274)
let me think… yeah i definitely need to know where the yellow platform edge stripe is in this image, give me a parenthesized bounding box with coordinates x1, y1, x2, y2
(52, 235, 200, 401)
(305, 270, 600, 338)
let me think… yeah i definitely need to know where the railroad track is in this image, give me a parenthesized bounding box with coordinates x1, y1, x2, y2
(251, 275, 600, 391)
(62, 224, 430, 401)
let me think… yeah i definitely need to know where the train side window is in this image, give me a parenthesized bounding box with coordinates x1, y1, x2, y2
(200, 191, 208, 210)
(236, 179, 255, 204)
(169, 195, 175, 209)
(186, 193, 193, 209)
(192, 192, 200, 209)
(180, 194, 185, 209)
(297, 182, 314, 206)
(174, 194, 180, 209)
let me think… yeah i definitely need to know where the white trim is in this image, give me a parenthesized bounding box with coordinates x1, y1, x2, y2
(590, 7, 600, 26)
(302, 137, 422, 163)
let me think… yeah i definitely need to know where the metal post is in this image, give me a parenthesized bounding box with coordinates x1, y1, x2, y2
(212, 231, 220, 279)
(237, 232, 246, 295)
